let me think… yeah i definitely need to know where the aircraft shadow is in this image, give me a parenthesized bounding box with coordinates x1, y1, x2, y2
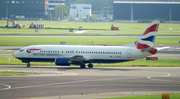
(1, 65, 139, 72)
(56, 66, 138, 71)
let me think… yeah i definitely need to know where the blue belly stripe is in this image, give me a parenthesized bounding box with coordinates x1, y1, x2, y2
(16, 57, 133, 63)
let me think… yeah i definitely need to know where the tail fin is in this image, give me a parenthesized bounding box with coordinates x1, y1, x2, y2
(135, 20, 159, 50)
(124, 20, 160, 54)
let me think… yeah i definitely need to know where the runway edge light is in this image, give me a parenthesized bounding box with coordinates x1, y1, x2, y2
(162, 94, 170, 99)
(8, 58, 10, 62)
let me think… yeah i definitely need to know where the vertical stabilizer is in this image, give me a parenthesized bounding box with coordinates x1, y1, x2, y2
(123, 20, 159, 54)
(124, 20, 159, 49)
(135, 20, 159, 50)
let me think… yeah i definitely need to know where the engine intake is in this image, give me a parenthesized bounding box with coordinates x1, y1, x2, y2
(55, 57, 70, 66)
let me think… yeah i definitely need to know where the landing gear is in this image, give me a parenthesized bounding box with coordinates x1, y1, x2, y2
(80, 63, 93, 68)
(27, 63, 30, 67)
(80, 63, 86, 68)
(88, 63, 93, 68)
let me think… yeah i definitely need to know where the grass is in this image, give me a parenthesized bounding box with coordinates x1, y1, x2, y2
(0, 51, 15, 54)
(0, 37, 179, 46)
(0, 71, 37, 74)
(0, 57, 179, 66)
(0, 28, 74, 34)
(1, 28, 180, 35)
(84, 30, 180, 35)
(99, 94, 180, 99)
(0, 71, 37, 76)
(0, 20, 180, 35)
(101, 58, 180, 66)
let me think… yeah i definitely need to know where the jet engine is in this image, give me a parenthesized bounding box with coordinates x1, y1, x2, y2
(55, 57, 71, 66)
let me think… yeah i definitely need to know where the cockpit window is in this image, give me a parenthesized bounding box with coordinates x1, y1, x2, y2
(19, 49, 24, 52)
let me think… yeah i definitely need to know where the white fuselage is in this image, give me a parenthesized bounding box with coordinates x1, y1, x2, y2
(13, 45, 152, 64)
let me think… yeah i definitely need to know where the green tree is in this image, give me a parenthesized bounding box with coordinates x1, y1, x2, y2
(54, 5, 69, 19)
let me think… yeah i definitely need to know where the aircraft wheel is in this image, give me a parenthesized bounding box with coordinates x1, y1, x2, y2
(27, 63, 30, 67)
(80, 64, 85, 68)
(88, 63, 93, 68)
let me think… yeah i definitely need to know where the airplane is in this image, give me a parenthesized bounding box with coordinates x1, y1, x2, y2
(13, 20, 168, 68)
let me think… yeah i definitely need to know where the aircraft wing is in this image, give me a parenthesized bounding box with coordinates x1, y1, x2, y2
(69, 55, 89, 62)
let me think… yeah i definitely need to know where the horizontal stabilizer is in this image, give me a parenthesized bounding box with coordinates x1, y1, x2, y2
(155, 46, 170, 51)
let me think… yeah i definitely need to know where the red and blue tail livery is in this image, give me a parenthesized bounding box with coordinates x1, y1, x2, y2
(135, 20, 159, 50)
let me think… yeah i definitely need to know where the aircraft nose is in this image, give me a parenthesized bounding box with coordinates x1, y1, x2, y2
(13, 52, 18, 57)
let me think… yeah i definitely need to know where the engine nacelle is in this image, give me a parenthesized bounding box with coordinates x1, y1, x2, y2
(55, 57, 70, 66)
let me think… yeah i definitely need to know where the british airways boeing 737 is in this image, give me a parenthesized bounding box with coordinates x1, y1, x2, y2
(13, 20, 168, 68)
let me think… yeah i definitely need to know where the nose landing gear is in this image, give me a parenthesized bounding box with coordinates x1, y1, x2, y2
(27, 63, 30, 67)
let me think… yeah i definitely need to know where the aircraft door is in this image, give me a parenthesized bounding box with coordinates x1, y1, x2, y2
(27, 48, 33, 57)
(127, 49, 132, 59)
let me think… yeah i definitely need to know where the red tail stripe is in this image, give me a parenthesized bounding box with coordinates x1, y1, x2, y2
(143, 24, 159, 36)
(135, 41, 150, 49)
(149, 48, 157, 54)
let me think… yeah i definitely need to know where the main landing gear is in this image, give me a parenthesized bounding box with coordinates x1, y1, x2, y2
(80, 63, 93, 68)
(88, 63, 93, 68)
(80, 63, 85, 68)
(27, 62, 30, 67)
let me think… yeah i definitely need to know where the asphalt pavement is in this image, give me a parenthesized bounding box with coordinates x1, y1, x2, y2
(0, 66, 180, 99)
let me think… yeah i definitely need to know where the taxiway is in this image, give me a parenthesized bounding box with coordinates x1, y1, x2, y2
(0, 65, 180, 99)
